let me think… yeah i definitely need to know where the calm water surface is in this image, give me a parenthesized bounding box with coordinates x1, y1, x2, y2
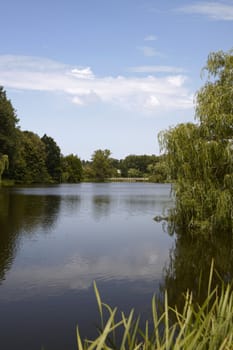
(0, 183, 174, 350)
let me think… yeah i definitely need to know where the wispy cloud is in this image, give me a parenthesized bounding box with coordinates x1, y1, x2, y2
(129, 65, 185, 74)
(0, 55, 193, 112)
(144, 35, 157, 41)
(0, 237, 170, 300)
(178, 2, 233, 20)
(138, 46, 161, 57)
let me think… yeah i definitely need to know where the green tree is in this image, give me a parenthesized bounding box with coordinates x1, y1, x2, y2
(14, 131, 50, 183)
(41, 134, 62, 183)
(147, 155, 168, 182)
(128, 168, 141, 177)
(61, 154, 83, 183)
(122, 154, 158, 177)
(91, 149, 115, 181)
(0, 155, 9, 183)
(0, 86, 19, 177)
(109, 157, 120, 176)
(159, 49, 233, 235)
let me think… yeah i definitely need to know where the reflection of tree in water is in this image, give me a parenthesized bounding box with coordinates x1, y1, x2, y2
(92, 195, 111, 220)
(126, 197, 168, 214)
(61, 195, 81, 215)
(161, 231, 233, 311)
(0, 190, 61, 282)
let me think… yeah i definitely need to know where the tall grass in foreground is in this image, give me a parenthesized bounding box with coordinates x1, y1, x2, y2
(77, 262, 233, 349)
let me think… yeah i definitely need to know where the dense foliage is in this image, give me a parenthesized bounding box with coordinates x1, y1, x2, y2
(159, 49, 233, 235)
(90, 149, 116, 181)
(0, 155, 8, 182)
(83, 153, 167, 181)
(41, 134, 62, 182)
(61, 154, 83, 183)
(120, 154, 157, 176)
(0, 87, 19, 177)
(14, 131, 50, 183)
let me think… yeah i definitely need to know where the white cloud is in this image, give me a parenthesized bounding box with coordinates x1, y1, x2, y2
(144, 35, 157, 41)
(72, 96, 85, 105)
(138, 46, 161, 57)
(70, 67, 95, 80)
(129, 65, 185, 74)
(0, 55, 193, 112)
(0, 245, 168, 300)
(145, 95, 160, 109)
(179, 2, 233, 20)
(167, 75, 186, 87)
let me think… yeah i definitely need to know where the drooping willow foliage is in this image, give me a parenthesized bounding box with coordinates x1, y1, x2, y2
(0, 154, 9, 183)
(159, 49, 233, 235)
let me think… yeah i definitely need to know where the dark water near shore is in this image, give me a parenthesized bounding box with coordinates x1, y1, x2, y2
(0, 183, 175, 350)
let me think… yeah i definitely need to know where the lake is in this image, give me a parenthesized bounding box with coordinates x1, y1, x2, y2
(0, 183, 175, 350)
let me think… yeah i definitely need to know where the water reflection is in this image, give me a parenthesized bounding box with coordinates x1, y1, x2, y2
(0, 189, 61, 282)
(162, 232, 233, 310)
(62, 195, 81, 214)
(1, 183, 233, 350)
(0, 183, 174, 350)
(0, 184, 173, 300)
(92, 195, 111, 220)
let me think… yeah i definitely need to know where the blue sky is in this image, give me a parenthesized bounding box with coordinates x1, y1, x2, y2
(0, 0, 232, 160)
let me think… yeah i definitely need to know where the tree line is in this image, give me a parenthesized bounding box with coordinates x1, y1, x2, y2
(0, 86, 167, 184)
(82, 151, 167, 182)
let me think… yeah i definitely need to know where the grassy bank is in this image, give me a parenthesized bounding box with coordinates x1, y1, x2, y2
(77, 262, 233, 349)
(1, 179, 15, 187)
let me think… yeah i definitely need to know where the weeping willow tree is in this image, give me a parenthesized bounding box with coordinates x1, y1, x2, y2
(159, 49, 233, 235)
(0, 154, 9, 183)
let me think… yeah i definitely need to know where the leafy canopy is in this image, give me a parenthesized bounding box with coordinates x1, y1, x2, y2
(91, 149, 115, 181)
(61, 154, 83, 183)
(41, 134, 62, 182)
(14, 131, 50, 184)
(0, 86, 19, 177)
(0, 155, 9, 182)
(159, 49, 233, 235)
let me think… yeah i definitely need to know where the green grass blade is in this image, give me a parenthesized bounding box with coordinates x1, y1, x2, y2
(93, 281, 104, 329)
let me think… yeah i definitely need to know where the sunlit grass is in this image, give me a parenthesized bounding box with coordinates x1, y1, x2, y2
(77, 261, 233, 349)
(1, 179, 15, 186)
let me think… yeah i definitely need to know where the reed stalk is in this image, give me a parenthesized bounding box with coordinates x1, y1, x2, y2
(77, 262, 233, 349)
